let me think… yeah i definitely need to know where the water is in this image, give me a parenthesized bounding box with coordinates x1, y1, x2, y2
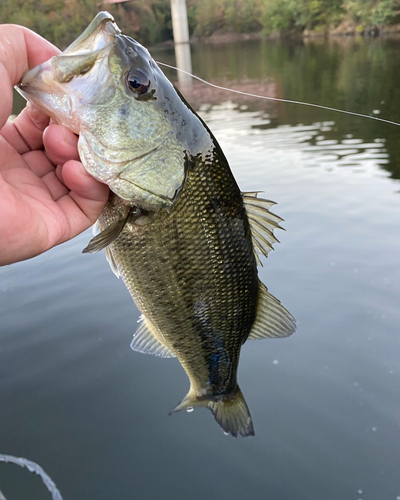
(1, 38, 400, 499)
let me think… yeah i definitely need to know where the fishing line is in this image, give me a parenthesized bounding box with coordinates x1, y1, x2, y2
(156, 62, 400, 128)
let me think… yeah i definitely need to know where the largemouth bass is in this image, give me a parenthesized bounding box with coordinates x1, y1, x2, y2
(17, 12, 295, 437)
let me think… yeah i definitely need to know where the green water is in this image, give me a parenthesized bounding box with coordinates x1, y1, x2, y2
(2, 37, 400, 500)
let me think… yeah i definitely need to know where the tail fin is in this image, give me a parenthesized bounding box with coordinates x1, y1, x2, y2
(170, 386, 254, 438)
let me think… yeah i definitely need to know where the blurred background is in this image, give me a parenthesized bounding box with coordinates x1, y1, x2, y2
(1, 2, 400, 500)
(1, 0, 400, 48)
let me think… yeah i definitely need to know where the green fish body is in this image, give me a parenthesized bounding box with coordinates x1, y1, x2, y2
(17, 12, 296, 437)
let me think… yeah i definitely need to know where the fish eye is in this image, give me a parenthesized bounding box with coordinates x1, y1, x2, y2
(126, 70, 150, 95)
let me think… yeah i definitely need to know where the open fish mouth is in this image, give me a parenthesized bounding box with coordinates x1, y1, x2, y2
(16, 12, 120, 131)
(61, 11, 120, 56)
(20, 12, 119, 88)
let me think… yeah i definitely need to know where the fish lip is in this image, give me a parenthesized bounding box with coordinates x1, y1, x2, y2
(20, 66, 41, 87)
(19, 12, 118, 91)
(63, 11, 120, 55)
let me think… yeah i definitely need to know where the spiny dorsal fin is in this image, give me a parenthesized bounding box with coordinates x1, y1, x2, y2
(131, 315, 176, 358)
(242, 191, 284, 266)
(247, 281, 296, 340)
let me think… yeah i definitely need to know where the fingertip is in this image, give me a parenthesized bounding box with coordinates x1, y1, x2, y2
(26, 102, 51, 130)
(43, 124, 80, 164)
(62, 160, 109, 203)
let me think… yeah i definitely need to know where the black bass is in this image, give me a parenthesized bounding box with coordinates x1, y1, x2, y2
(17, 12, 295, 437)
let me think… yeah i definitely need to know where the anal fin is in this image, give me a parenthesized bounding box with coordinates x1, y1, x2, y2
(247, 281, 296, 340)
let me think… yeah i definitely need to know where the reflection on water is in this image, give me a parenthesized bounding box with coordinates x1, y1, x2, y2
(3, 38, 400, 500)
(158, 37, 400, 179)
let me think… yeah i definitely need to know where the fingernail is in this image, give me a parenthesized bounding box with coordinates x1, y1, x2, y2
(62, 127, 78, 147)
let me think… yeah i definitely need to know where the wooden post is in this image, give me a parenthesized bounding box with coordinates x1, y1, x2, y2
(170, 0, 192, 87)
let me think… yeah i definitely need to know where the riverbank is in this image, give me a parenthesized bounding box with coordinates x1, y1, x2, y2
(160, 20, 400, 46)
(304, 19, 400, 38)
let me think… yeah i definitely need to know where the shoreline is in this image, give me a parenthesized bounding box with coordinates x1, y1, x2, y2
(156, 23, 400, 47)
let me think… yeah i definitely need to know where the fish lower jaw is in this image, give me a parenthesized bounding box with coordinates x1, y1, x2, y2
(110, 177, 172, 209)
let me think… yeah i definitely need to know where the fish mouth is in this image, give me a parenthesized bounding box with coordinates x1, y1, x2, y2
(63, 11, 120, 55)
(20, 66, 41, 87)
(17, 12, 119, 101)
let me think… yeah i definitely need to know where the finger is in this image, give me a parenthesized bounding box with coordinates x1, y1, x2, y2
(0, 25, 60, 128)
(15, 149, 68, 200)
(0, 135, 28, 172)
(56, 160, 109, 238)
(21, 149, 55, 178)
(55, 164, 65, 185)
(1, 103, 50, 154)
(0, 25, 59, 86)
(41, 169, 70, 201)
(43, 125, 80, 165)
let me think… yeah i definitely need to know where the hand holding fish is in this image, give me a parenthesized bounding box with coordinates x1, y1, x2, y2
(0, 25, 109, 266)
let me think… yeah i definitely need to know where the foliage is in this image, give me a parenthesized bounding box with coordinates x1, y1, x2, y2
(0, 0, 399, 47)
(344, 0, 400, 27)
(0, 0, 172, 48)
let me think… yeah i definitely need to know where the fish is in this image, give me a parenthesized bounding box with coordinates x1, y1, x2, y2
(17, 12, 296, 437)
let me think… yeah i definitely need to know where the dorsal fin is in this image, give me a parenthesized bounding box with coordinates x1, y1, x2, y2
(247, 281, 296, 340)
(131, 315, 176, 358)
(242, 192, 284, 266)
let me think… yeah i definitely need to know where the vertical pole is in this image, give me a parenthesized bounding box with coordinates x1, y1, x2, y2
(170, 0, 193, 88)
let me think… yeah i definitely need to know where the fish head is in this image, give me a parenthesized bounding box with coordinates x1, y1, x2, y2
(17, 12, 205, 210)
(18, 12, 119, 134)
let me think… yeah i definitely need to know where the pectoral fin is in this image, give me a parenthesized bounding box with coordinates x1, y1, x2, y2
(88, 221, 120, 277)
(82, 217, 127, 253)
(247, 281, 296, 340)
(131, 315, 176, 358)
(82, 206, 139, 254)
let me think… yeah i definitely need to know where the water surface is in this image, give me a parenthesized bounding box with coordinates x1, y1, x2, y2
(1, 38, 400, 500)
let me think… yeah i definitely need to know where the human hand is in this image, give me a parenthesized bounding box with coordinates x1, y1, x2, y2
(0, 25, 109, 266)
